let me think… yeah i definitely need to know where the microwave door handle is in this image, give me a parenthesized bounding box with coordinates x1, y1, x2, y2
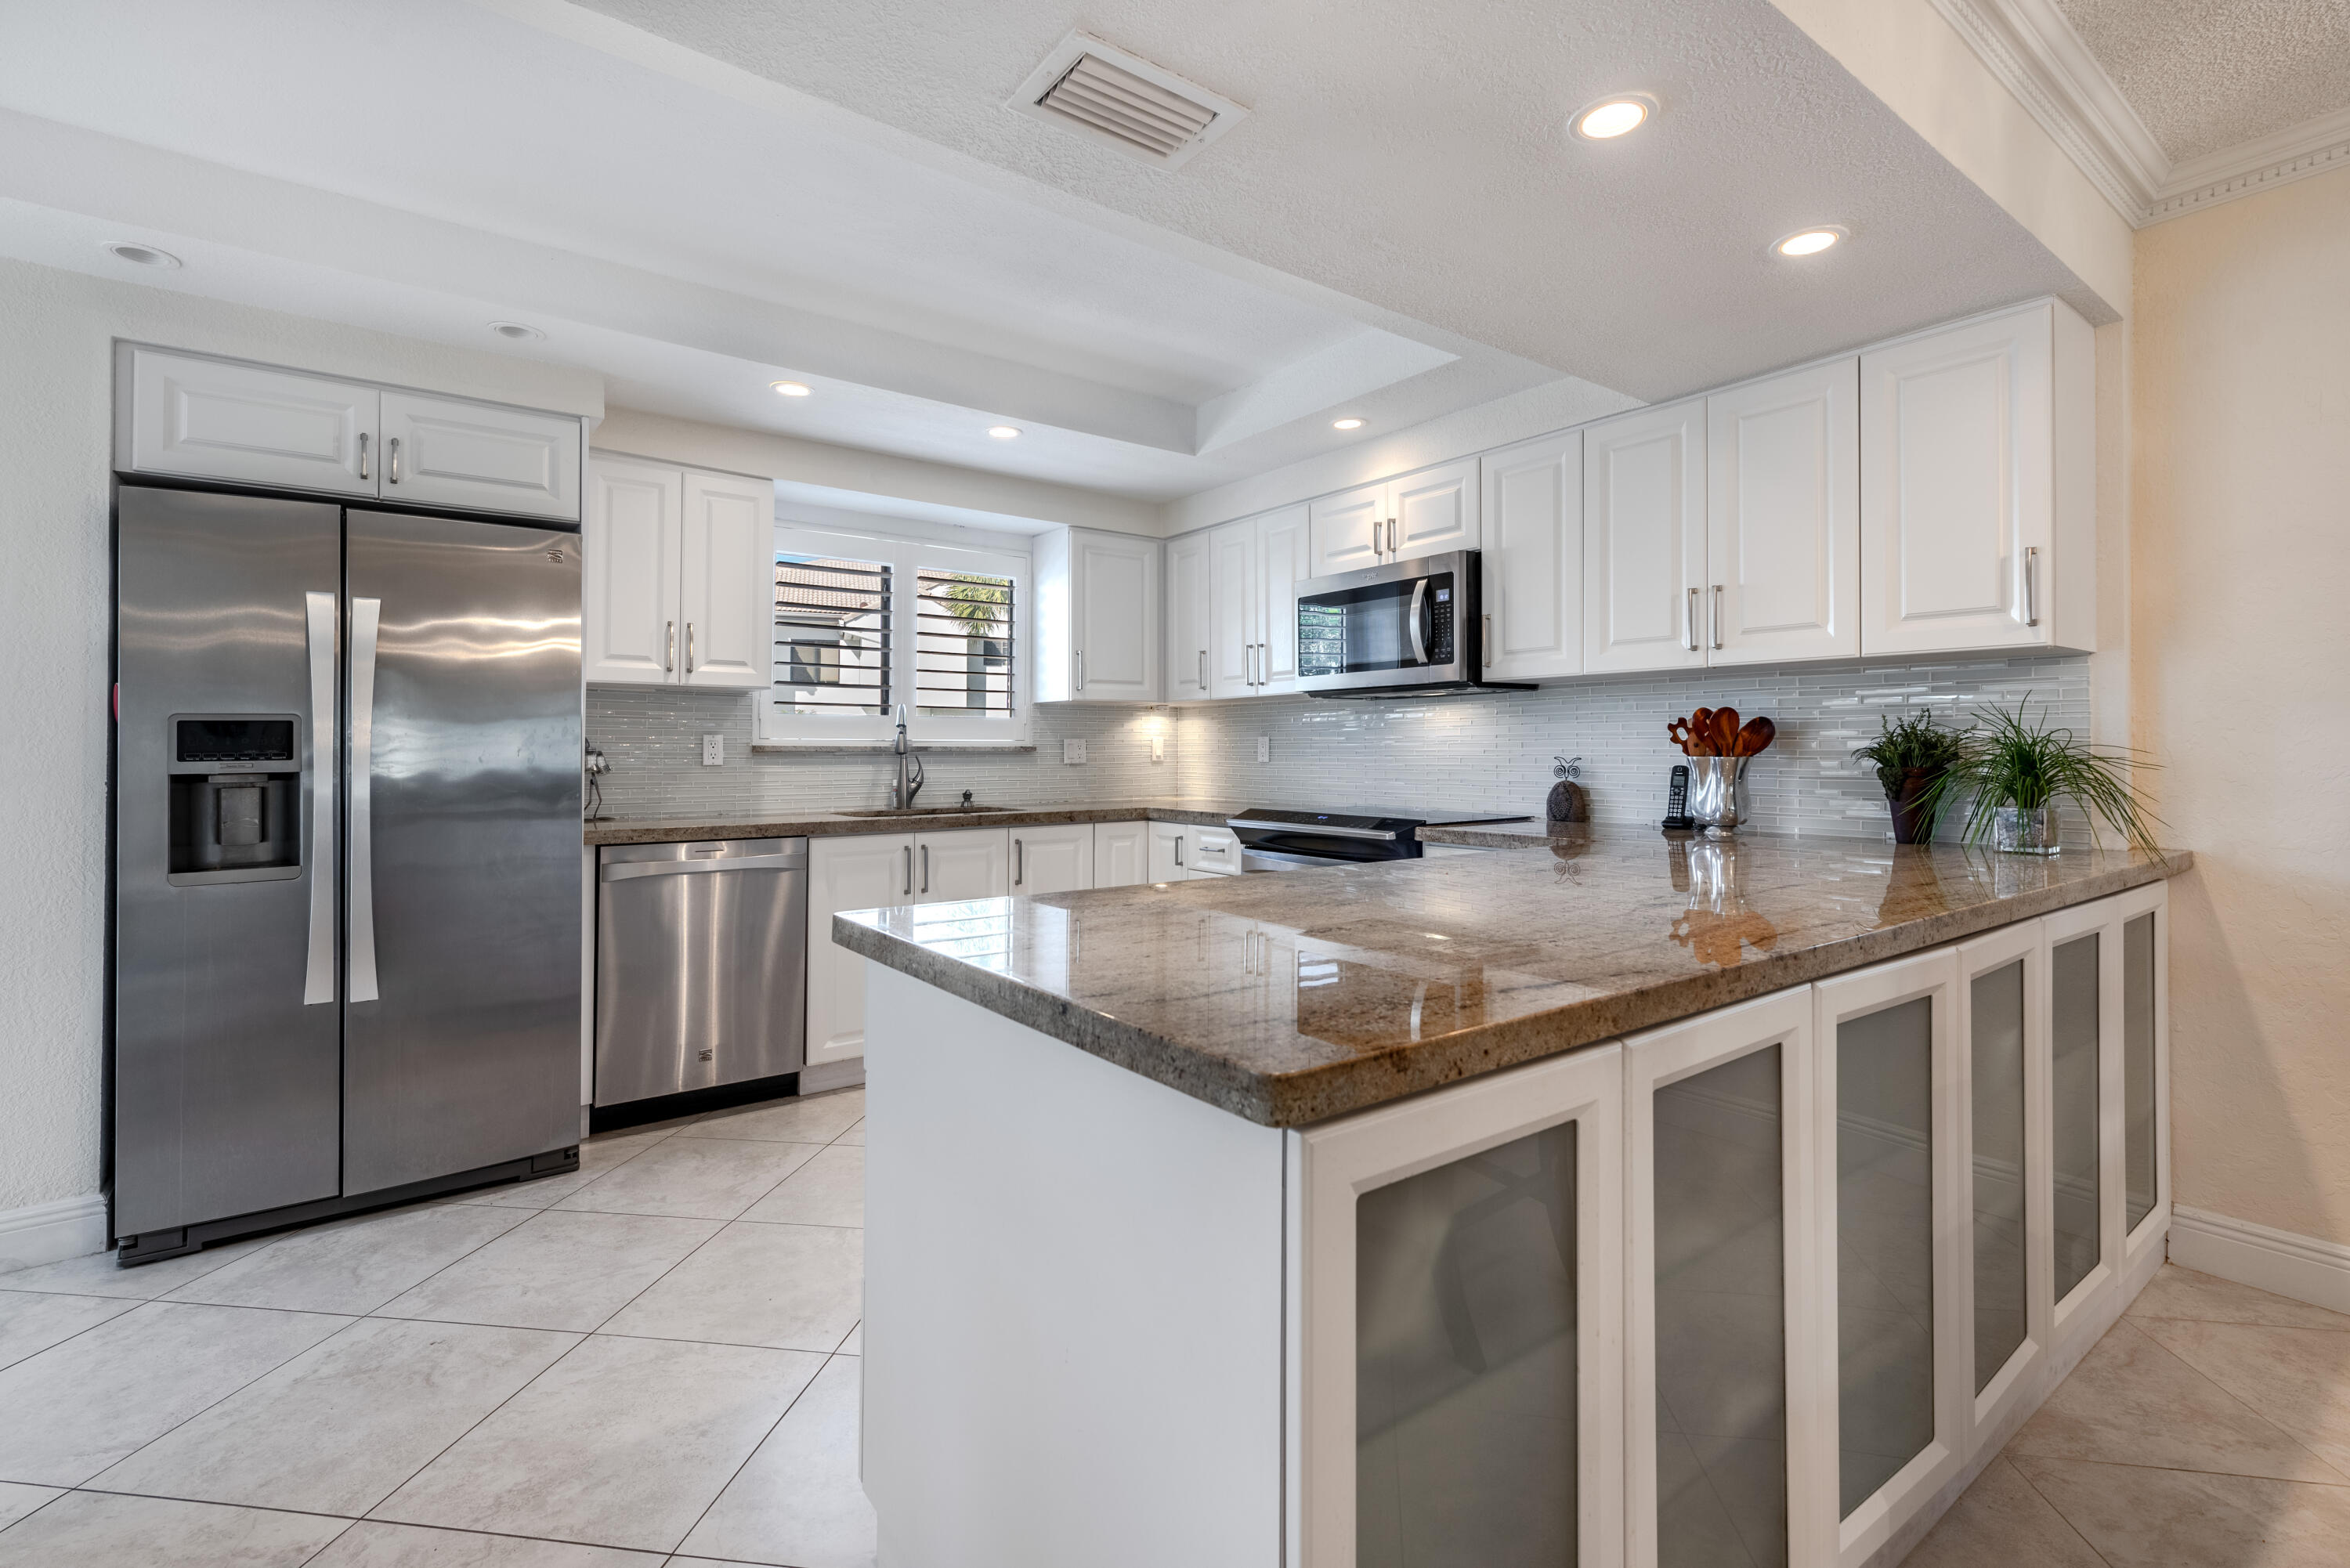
(1408, 577, 1429, 665)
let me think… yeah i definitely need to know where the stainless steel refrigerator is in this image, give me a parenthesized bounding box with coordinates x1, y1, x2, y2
(112, 486, 583, 1263)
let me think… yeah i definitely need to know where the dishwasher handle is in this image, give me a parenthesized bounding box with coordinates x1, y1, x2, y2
(600, 851, 808, 881)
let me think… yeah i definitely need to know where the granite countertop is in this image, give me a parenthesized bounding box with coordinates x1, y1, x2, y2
(834, 829, 2189, 1129)
(584, 798, 1253, 846)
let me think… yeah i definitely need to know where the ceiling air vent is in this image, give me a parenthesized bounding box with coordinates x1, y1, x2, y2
(1010, 33, 1249, 169)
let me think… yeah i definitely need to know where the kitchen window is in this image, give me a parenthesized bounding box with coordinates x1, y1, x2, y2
(759, 522, 1031, 747)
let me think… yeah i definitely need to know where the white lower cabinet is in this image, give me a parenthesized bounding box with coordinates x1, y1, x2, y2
(1148, 821, 1191, 883)
(805, 833, 915, 1068)
(1011, 823, 1093, 896)
(1094, 821, 1150, 887)
(1188, 825, 1240, 876)
(913, 827, 1010, 904)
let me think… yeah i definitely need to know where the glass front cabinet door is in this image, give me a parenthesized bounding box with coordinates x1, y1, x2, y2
(1292, 1044, 1625, 1568)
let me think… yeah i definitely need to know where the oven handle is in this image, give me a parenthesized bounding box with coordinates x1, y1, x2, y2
(1227, 818, 1397, 842)
(1408, 576, 1429, 665)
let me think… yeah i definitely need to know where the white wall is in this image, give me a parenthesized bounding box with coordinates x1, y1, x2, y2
(0, 255, 603, 1228)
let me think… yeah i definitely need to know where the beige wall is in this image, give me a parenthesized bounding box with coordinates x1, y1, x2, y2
(2132, 166, 2350, 1244)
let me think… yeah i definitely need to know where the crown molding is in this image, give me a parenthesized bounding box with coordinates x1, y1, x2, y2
(1932, 0, 2350, 227)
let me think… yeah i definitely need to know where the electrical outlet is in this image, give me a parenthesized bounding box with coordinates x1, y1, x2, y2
(1256, 736, 1270, 763)
(701, 734, 724, 766)
(1063, 738, 1087, 764)
(1149, 735, 1165, 764)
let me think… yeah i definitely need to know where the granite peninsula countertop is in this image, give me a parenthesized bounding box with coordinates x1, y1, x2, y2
(834, 829, 2189, 1129)
(584, 798, 1253, 846)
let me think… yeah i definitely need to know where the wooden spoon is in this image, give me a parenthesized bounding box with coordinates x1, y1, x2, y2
(1713, 706, 1741, 757)
(1688, 708, 1715, 756)
(1737, 716, 1776, 757)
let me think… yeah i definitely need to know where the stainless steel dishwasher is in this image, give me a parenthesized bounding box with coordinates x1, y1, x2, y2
(595, 837, 808, 1107)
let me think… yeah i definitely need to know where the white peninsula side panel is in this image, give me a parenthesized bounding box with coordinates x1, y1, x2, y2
(861, 964, 1287, 1568)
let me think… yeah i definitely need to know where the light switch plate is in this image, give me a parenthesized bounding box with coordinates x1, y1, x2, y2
(702, 734, 724, 766)
(1256, 736, 1270, 763)
(1150, 735, 1165, 764)
(1063, 739, 1087, 764)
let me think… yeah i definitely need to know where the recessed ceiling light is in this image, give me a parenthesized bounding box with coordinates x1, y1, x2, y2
(770, 381, 812, 397)
(1572, 93, 1656, 141)
(1332, 417, 1365, 431)
(104, 241, 181, 269)
(488, 320, 544, 341)
(1774, 226, 1846, 257)
(987, 425, 1021, 439)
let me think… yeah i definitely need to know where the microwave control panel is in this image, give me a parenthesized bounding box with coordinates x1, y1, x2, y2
(1429, 583, 1455, 663)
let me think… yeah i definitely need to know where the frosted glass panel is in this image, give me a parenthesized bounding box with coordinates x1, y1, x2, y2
(2125, 913, 2157, 1232)
(1838, 995, 1935, 1517)
(1655, 1048, 1786, 1568)
(1358, 1120, 1578, 1568)
(2052, 934, 2102, 1300)
(1970, 961, 2027, 1393)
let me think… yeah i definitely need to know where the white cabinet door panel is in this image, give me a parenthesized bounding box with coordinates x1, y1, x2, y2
(1583, 398, 1708, 674)
(1209, 519, 1256, 699)
(1148, 821, 1192, 883)
(120, 345, 378, 497)
(1166, 532, 1210, 702)
(1709, 359, 1859, 664)
(806, 833, 913, 1066)
(916, 827, 1010, 903)
(1256, 504, 1311, 693)
(1012, 823, 1094, 896)
(582, 457, 682, 685)
(1094, 821, 1150, 888)
(378, 391, 581, 521)
(1389, 458, 1477, 557)
(1072, 532, 1160, 701)
(1860, 305, 2053, 656)
(1308, 482, 1386, 576)
(678, 468, 774, 689)
(1188, 826, 1240, 876)
(1479, 432, 1582, 681)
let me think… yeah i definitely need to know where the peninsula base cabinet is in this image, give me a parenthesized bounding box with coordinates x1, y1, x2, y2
(861, 882, 2167, 1568)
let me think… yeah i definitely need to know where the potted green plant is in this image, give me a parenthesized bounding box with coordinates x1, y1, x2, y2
(1852, 713, 1967, 844)
(1922, 699, 2162, 857)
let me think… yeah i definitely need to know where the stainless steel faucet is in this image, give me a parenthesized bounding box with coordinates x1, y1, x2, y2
(891, 703, 924, 809)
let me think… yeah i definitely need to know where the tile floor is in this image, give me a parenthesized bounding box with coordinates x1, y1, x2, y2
(1904, 1263, 2350, 1567)
(0, 1088, 873, 1568)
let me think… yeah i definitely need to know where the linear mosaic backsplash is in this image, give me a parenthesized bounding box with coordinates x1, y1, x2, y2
(588, 652, 2094, 844)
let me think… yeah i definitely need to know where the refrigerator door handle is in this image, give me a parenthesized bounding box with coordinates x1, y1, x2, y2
(303, 591, 338, 1005)
(349, 595, 383, 1004)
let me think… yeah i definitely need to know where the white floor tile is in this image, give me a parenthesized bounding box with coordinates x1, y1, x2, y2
(0, 1237, 273, 1301)
(168, 1204, 530, 1316)
(739, 1146, 863, 1229)
(0, 1301, 349, 1486)
(375, 1211, 721, 1333)
(682, 1092, 864, 1147)
(0, 1483, 60, 1533)
(92, 1317, 579, 1516)
(833, 1118, 865, 1147)
(0, 1291, 138, 1373)
(678, 1353, 876, 1568)
(552, 1140, 819, 1222)
(371, 1335, 823, 1554)
(837, 1324, 862, 1356)
(304, 1519, 667, 1566)
(600, 1223, 861, 1353)
(0, 1490, 349, 1566)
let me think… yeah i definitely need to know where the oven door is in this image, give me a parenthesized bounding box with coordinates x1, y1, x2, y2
(1295, 551, 1473, 695)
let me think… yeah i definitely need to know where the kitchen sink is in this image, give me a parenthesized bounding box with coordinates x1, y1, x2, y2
(835, 805, 1017, 817)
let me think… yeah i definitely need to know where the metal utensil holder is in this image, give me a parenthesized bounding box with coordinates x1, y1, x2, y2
(1686, 754, 1752, 833)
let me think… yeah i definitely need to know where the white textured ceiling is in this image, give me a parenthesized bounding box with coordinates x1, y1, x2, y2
(2052, 0, 2350, 163)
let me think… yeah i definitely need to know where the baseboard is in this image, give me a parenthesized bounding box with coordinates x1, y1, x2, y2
(0, 1192, 109, 1270)
(801, 1058, 866, 1094)
(2170, 1204, 2350, 1317)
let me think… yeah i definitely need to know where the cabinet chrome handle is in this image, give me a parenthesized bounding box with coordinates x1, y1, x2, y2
(685, 622, 695, 675)
(902, 844, 912, 898)
(1175, 835, 1184, 867)
(1483, 612, 1492, 657)
(356, 431, 371, 482)
(387, 436, 400, 485)
(1198, 649, 1206, 689)
(920, 844, 930, 895)
(348, 596, 382, 1004)
(1687, 587, 1699, 651)
(1014, 838, 1024, 886)
(1074, 650, 1083, 692)
(2024, 547, 2041, 628)
(302, 591, 338, 1006)
(665, 620, 675, 673)
(1712, 584, 1724, 650)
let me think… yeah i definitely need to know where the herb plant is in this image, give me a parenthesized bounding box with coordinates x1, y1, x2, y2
(1850, 713, 1968, 797)
(1921, 699, 2164, 858)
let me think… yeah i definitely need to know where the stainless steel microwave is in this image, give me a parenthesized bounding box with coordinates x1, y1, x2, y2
(1294, 550, 1527, 698)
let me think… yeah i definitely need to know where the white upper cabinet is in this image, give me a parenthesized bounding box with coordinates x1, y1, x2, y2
(1036, 528, 1161, 703)
(1308, 463, 1479, 580)
(1860, 300, 2094, 656)
(584, 454, 772, 689)
(676, 469, 775, 689)
(1479, 432, 1583, 681)
(118, 345, 378, 498)
(1209, 519, 1256, 701)
(1583, 397, 1708, 674)
(581, 457, 682, 685)
(1256, 504, 1311, 692)
(115, 345, 583, 520)
(377, 391, 582, 521)
(1166, 531, 1210, 703)
(1706, 359, 1860, 665)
